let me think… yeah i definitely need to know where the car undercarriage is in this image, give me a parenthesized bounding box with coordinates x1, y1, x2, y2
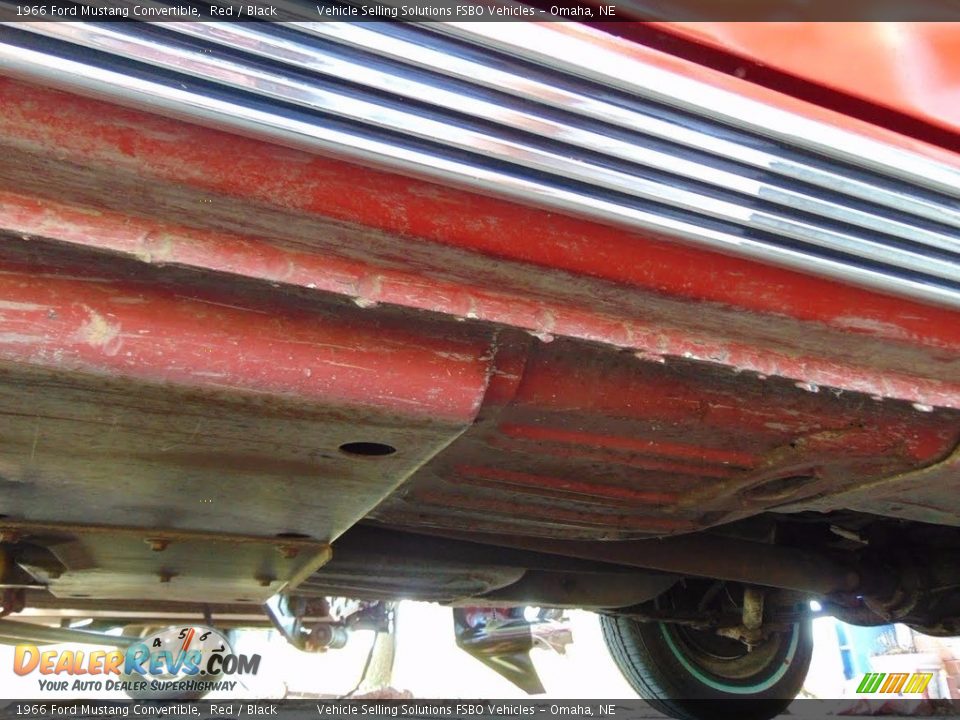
(0, 12, 958, 720)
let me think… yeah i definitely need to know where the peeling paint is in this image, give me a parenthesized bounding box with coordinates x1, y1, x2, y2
(76, 310, 121, 351)
(0, 300, 47, 311)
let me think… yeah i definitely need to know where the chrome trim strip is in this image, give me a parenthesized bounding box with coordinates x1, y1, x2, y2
(168, 21, 960, 257)
(434, 22, 960, 201)
(291, 21, 960, 233)
(0, 19, 957, 310)
(23, 22, 960, 284)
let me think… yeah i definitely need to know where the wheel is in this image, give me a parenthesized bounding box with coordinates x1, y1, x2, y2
(600, 584, 812, 720)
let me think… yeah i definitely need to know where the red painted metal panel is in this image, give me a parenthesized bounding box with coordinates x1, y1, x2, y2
(0, 56, 958, 545)
(563, 20, 960, 164)
(654, 22, 960, 138)
(369, 340, 960, 538)
(1, 78, 958, 356)
(0, 259, 494, 422)
(1, 79, 959, 415)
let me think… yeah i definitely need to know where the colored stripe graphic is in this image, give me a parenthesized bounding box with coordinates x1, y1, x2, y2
(857, 673, 885, 693)
(904, 673, 934, 694)
(880, 673, 909, 693)
(857, 672, 934, 694)
(181, 628, 195, 654)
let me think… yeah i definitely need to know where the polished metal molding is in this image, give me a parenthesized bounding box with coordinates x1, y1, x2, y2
(296, 21, 960, 230)
(434, 21, 960, 200)
(0, 16, 957, 309)
(174, 21, 960, 256)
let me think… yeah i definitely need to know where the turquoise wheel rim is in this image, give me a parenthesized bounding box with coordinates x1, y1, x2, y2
(659, 622, 801, 695)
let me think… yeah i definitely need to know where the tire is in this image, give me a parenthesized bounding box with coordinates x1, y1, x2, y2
(601, 597, 812, 720)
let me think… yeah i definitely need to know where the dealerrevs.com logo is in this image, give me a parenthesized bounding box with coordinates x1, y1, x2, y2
(14, 625, 260, 698)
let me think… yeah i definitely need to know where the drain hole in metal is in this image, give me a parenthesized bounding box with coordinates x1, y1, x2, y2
(339, 442, 397, 457)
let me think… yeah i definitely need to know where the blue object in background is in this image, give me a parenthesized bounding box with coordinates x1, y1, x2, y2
(835, 622, 898, 679)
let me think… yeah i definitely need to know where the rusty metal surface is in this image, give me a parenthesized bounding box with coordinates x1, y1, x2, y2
(0, 234, 497, 553)
(791, 442, 960, 528)
(0, 352, 480, 534)
(371, 338, 960, 538)
(16, 592, 280, 628)
(0, 54, 956, 604)
(1, 79, 959, 410)
(296, 557, 524, 604)
(298, 526, 677, 606)
(416, 528, 861, 596)
(2, 520, 331, 603)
